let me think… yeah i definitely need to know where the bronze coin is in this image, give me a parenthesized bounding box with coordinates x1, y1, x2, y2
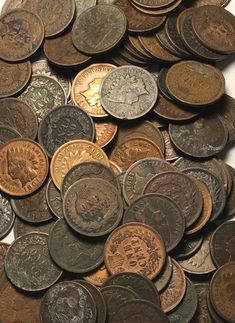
(83, 263, 110, 287)
(0, 126, 21, 146)
(187, 0, 230, 7)
(143, 171, 203, 228)
(0, 243, 9, 289)
(192, 5, 235, 54)
(131, 0, 182, 16)
(218, 94, 235, 143)
(46, 179, 63, 219)
(173, 234, 204, 260)
(0, 9, 44, 62)
(72, 4, 127, 55)
(104, 222, 166, 280)
(0, 60, 31, 98)
(156, 28, 184, 57)
(0, 138, 49, 197)
(160, 128, 180, 161)
(206, 292, 225, 323)
(210, 220, 235, 267)
(94, 121, 118, 148)
(109, 160, 122, 174)
(128, 35, 153, 58)
(14, 216, 55, 238)
(194, 283, 213, 323)
(223, 164, 235, 217)
(210, 262, 235, 322)
(157, 68, 174, 101)
(153, 256, 173, 292)
(1, 0, 28, 14)
(118, 46, 151, 66)
(132, 0, 176, 9)
(166, 60, 225, 106)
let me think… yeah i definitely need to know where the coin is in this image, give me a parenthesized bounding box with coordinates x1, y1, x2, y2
(218, 94, 235, 143)
(153, 256, 173, 292)
(0, 8, 44, 61)
(206, 292, 224, 323)
(161, 128, 180, 161)
(223, 165, 235, 217)
(0, 138, 49, 197)
(94, 121, 118, 148)
(72, 4, 127, 55)
(0, 98, 38, 140)
(40, 281, 97, 323)
(63, 178, 123, 237)
(132, 0, 176, 9)
(14, 217, 55, 238)
(173, 234, 204, 260)
(166, 60, 225, 106)
(20, 75, 66, 122)
(0, 126, 21, 146)
(131, 0, 182, 15)
(72, 63, 116, 117)
(1, 0, 28, 14)
(46, 179, 63, 218)
(75, 0, 97, 17)
(210, 262, 235, 322)
(194, 283, 213, 323)
(48, 218, 105, 273)
(100, 66, 158, 120)
(0, 243, 9, 289)
(0, 193, 15, 239)
(156, 28, 184, 57)
(83, 263, 110, 286)
(188, 0, 230, 7)
(0, 60, 31, 98)
(157, 68, 174, 101)
(104, 222, 166, 280)
(192, 5, 235, 54)
(129, 35, 153, 58)
(5, 233, 62, 291)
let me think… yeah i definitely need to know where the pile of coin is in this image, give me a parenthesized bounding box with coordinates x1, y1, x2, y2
(0, 0, 235, 322)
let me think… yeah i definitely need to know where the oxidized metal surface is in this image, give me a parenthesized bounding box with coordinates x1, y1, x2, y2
(218, 94, 235, 142)
(94, 121, 118, 148)
(153, 256, 173, 292)
(173, 234, 203, 260)
(0, 243, 9, 289)
(14, 217, 55, 238)
(0, 126, 21, 146)
(0, 193, 15, 239)
(194, 283, 213, 323)
(132, 0, 175, 8)
(46, 179, 64, 218)
(75, 0, 96, 17)
(161, 129, 180, 161)
(5, 233, 62, 291)
(83, 263, 110, 286)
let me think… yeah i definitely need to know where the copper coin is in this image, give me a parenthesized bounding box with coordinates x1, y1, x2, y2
(50, 140, 109, 189)
(132, 0, 176, 9)
(187, 0, 230, 7)
(160, 128, 180, 161)
(194, 283, 213, 323)
(1, 0, 28, 14)
(0, 9, 44, 62)
(173, 234, 203, 260)
(0, 126, 21, 146)
(210, 220, 235, 267)
(0, 60, 31, 98)
(156, 28, 184, 57)
(206, 293, 224, 323)
(0, 243, 9, 289)
(14, 217, 55, 238)
(192, 5, 235, 54)
(0, 139, 48, 197)
(160, 259, 186, 313)
(83, 263, 110, 286)
(157, 68, 174, 101)
(210, 262, 235, 322)
(109, 160, 122, 174)
(46, 179, 63, 219)
(71, 63, 116, 118)
(131, 0, 182, 16)
(129, 35, 153, 58)
(94, 121, 118, 148)
(153, 256, 173, 292)
(104, 222, 166, 280)
(218, 94, 235, 143)
(166, 60, 225, 106)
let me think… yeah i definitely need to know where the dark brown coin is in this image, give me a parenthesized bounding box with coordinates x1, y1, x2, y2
(123, 157, 174, 205)
(0, 126, 21, 146)
(207, 292, 224, 323)
(46, 179, 63, 218)
(194, 283, 213, 323)
(72, 4, 127, 55)
(119, 46, 151, 66)
(43, 31, 92, 67)
(131, 0, 182, 14)
(153, 256, 173, 292)
(61, 161, 120, 198)
(218, 94, 235, 143)
(5, 233, 62, 291)
(169, 114, 228, 158)
(0, 193, 15, 239)
(223, 165, 235, 218)
(38, 105, 95, 158)
(187, 0, 230, 7)
(63, 178, 123, 237)
(0, 98, 38, 140)
(128, 35, 153, 59)
(123, 194, 185, 252)
(48, 218, 105, 273)
(14, 217, 55, 238)
(210, 262, 235, 322)
(210, 220, 235, 267)
(0, 243, 9, 289)
(103, 272, 160, 306)
(0, 9, 44, 62)
(173, 234, 203, 260)
(161, 128, 180, 161)
(40, 281, 97, 323)
(157, 68, 174, 101)
(156, 28, 184, 57)
(143, 171, 203, 228)
(192, 5, 235, 54)
(11, 179, 54, 224)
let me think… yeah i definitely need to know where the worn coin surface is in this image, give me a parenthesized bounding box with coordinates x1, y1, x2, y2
(94, 121, 118, 148)
(72, 4, 127, 55)
(194, 283, 213, 323)
(218, 94, 235, 143)
(48, 218, 105, 273)
(40, 281, 97, 323)
(83, 263, 110, 286)
(173, 234, 203, 260)
(5, 233, 62, 291)
(46, 179, 63, 218)
(14, 217, 55, 238)
(75, 0, 97, 17)
(161, 129, 180, 161)
(0, 126, 21, 146)
(188, 0, 230, 7)
(104, 222, 166, 280)
(0, 243, 9, 288)
(207, 292, 225, 323)
(153, 256, 173, 292)
(0, 193, 15, 239)
(132, 0, 176, 8)
(0, 9, 44, 62)
(0, 138, 48, 197)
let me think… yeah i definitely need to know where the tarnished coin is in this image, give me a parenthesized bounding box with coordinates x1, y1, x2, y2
(1, 0, 28, 14)
(131, 0, 176, 9)
(0, 98, 38, 140)
(173, 234, 203, 260)
(161, 128, 180, 161)
(157, 68, 174, 101)
(5, 233, 62, 291)
(75, 0, 97, 17)
(223, 165, 235, 217)
(0, 139, 48, 197)
(48, 218, 105, 273)
(46, 179, 63, 218)
(194, 283, 213, 323)
(50, 140, 109, 189)
(131, 0, 182, 15)
(0, 126, 21, 146)
(156, 28, 184, 57)
(0, 243, 9, 288)
(72, 4, 127, 55)
(188, 0, 230, 7)
(210, 262, 235, 322)
(100, 66, 158, 119)
(63, 178, 123, 237)
(14, 217, 55, 238)
(153, 256, 173, 292)
(144, 171, 203, 228)
(0, 193, 15, 239)
(210, 220, 235, 267)
(218, 94, 235, 143)
(40, 281, 96, 323)
(104, 222, 166, 280)
(72, 63, 116, 117)
(0, 9, 44, 62)
(192, 5, 235, 54)
(19, 75, 66, 122)
(207, 293, 225, 323)
(83, 263, 110, 287)
(94, 121, 118, 148)
(123, 194, 185, 252)
(0, 60, 31, 98)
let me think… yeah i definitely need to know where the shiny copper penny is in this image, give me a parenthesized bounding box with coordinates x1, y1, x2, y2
(104, 222, 166, 280)
(83, 263, 110, 287)
(94, 121, 118, 148)
(0, 139, 48, 197)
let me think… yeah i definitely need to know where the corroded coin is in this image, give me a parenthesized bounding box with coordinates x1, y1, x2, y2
(0, 126, 21, 146)
(5, 233, 62, 291)
(153, 256, 173, 292)
(71, 63, 116, 117)
(94, 121, 118, 148)
(0, 9, 44, 62)
(48, 218, 105, 273)
(83, 263, 110, 286)
(0, 98, 38, 140)
(50, 140, 109, 189)
(0, 193, 15, 239)
(46, 179, 63, 218)
(104, 222, 166, 280)
(0, 243, 9, 289)
(194, 283, 213, 323)
(14, 217, 55, 238)
(0, 60, 31, 98)
(100, 66, 158, 119)
(0, 139, 48, 197)
(72, 4, 127, 55)
(63, 178, 123, 237)
(40, 281, 97, 323)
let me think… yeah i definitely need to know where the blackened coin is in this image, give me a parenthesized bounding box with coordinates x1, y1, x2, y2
(0, 193, 15, 239)
(153, 256, 173, 293)
(46, 179, 64, 218)
(14, 216, 55, 238)
(0, 126, 21, 146)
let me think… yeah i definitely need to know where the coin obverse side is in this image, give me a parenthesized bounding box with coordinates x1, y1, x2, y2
(0, 193, 15, 239)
